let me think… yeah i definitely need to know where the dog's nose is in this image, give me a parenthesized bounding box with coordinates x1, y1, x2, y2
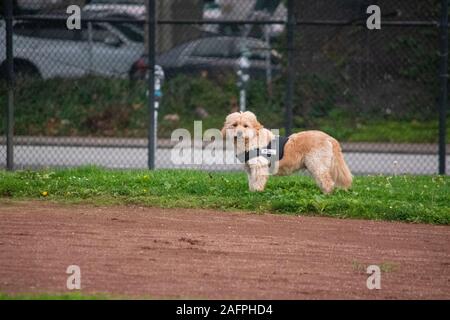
(236, 130, 243, 137)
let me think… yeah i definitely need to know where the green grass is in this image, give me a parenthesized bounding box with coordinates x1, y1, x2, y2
(0, 167, 449, 225)
(351, 260, 399, 274)
(313, 118, 449, 143)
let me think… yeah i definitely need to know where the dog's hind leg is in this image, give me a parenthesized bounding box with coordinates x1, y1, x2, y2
(313, 170, 335, 194)
(304, 148, 335, 194)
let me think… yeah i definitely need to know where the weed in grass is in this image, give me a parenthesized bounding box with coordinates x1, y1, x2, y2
(352, 260, 399, 274)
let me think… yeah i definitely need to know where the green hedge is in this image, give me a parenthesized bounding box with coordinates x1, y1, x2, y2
(0, 74, 448, 143)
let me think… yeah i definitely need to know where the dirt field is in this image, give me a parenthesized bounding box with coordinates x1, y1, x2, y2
(0, 201, 449, 299)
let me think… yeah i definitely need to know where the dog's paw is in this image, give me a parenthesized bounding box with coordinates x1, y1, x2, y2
(249, 185, 266, 192)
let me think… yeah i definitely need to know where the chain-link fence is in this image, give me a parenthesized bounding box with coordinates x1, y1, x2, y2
(1, 0, 448, 175)
(291, 0, 448, 174)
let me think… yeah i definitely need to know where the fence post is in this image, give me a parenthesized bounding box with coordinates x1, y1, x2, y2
(147, 0, 156, 170)
(438, 0, 448, 175)
(284, 0, 294, 136)
(5, 0, 14, 170)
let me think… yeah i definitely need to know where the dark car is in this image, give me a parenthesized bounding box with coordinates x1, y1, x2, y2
(130, 36, 282, 80)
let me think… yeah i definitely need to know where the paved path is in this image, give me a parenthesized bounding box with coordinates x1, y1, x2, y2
(1, 144, 448, 174)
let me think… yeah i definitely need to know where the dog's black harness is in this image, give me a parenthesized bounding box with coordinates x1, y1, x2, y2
(237, 136, 289, 164)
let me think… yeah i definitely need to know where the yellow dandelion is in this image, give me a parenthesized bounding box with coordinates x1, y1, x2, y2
(41, 191, 48, 197)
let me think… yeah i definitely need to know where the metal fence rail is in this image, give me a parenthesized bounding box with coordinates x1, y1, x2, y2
(1, 0, 448, 175)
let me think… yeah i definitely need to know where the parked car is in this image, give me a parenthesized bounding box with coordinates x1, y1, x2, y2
(130, 36, 282, 80)
(16, 0, 66, 13)
(83, 0, 145, 20)
(0, 15, 144, 80)
(201, 0, 286, 38)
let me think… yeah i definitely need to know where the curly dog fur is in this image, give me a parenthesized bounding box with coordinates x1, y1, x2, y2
(221, 111, 353, 193)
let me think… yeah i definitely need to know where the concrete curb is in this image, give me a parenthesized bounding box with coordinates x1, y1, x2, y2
(1, 136, 449, 154)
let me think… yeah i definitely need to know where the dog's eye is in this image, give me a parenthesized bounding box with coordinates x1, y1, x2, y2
(244, 124, 248, 128)
(233, 123, 237, 127)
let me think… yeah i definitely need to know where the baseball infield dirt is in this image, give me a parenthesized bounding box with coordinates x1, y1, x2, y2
(0, 201, 449, 299)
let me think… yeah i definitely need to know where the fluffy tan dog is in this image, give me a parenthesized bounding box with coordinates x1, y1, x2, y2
(221, 111, 353, 193)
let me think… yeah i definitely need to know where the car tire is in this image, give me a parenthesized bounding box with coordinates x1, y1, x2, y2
(0, 60, 41, 81)
(14, 60, 41, 80)
(129, 65, 146, 81)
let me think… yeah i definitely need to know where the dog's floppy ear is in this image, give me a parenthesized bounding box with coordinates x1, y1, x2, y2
(221, 112, 239, 138)
(244, 111, 263, 132)
(254, 120, 263, 132)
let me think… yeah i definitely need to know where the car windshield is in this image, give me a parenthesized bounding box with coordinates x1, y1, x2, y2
(111, 22, 144, 43)
(157, 43, 191, 65)
(232, 38, 270, 60)
(192, 38, 233, 58)
(13, 20, 75, 40)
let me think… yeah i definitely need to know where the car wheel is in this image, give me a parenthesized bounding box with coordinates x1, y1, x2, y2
(14, 61, 41, 81)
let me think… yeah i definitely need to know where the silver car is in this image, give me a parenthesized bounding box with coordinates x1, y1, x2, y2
(0, 17, 144, 79)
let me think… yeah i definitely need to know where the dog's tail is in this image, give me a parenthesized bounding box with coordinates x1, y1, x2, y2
(330, 139, 353, 190)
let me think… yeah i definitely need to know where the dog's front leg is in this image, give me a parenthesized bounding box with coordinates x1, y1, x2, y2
(247, 162, 270, 192)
